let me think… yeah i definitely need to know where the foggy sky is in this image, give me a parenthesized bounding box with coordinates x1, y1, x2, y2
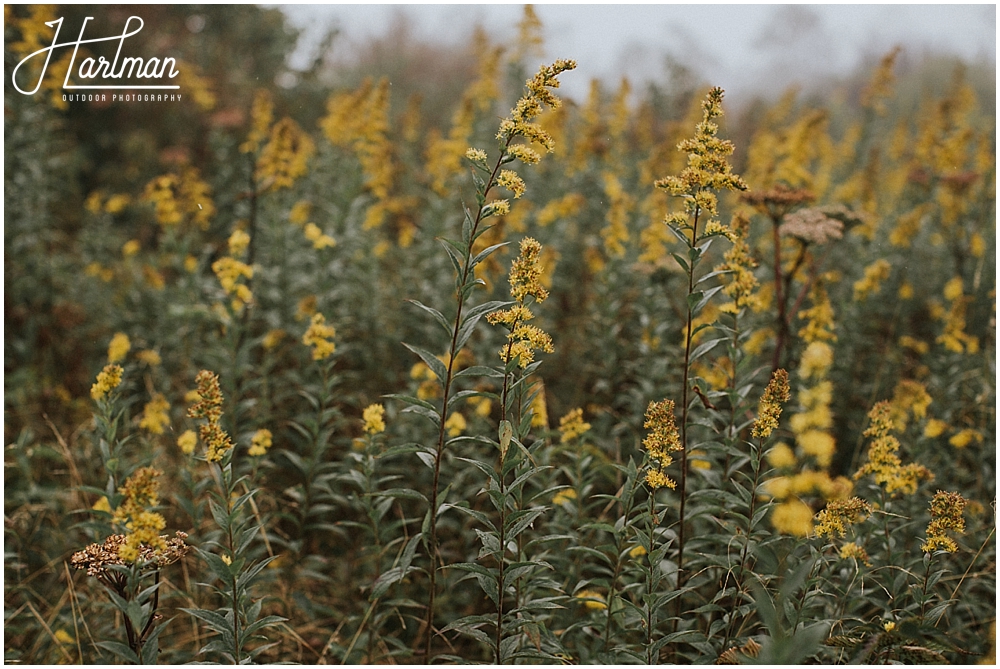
(277, 3, 996, 100)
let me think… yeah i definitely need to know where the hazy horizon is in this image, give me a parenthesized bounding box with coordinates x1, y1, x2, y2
(277, 3, 996, 100)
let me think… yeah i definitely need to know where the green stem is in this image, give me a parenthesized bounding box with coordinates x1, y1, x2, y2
(423, 138, 513, 659)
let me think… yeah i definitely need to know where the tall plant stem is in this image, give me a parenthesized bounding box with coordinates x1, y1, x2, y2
(770, 215, 787, 371)
(676, 206, 701, 604)
(423, 141, 511, 659)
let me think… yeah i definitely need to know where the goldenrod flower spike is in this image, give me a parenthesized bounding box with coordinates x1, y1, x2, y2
(91, 364, 124, 401)
(303, 313, 336, 361)
(362, 404, 386, 435)
(922, 490, 967, 553)
(854, 401, 934, 495)
(558, 408, 591, 444)
(113, 467, 168, 561)
(188, 370, 235, 463)
(752, 369, 790, 439)
(642, 399, 682, 490)
(814, 497, 872, 539)
(248, 429, 273, 457)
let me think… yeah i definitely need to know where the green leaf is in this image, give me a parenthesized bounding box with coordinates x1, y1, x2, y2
(96, 641, 139, 664)
(401, 343, 448, 383)
(406, 299, 452, 334)
(181, 607, 232, 636)
(470, 242, 509, 268)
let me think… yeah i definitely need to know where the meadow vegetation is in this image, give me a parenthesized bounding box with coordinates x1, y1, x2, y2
(4, 5, 996, 664)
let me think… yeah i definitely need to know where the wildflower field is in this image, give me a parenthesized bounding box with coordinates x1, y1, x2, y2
(4, 5, 996, 665)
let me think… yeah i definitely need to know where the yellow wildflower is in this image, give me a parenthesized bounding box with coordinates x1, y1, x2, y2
(228, 229, 250, 256)
(256, 117, 315, 191)
(923, 419, 948, 438)
(753, 369, 790, 439)
(303, 313, 336, 361)
(188, 370, 234, 463)
(508, 237, 549, 303)
(289, 200, 312, 226)
(362, 404, 386, 435)
(797, 430, 836, 467)
(53, 629, 74, 645)
(112, 467, 167, 561)
(91, 364, 124, 401)
(177, 430, 198, 455)
(771, 498, 814, 537)
(92, 496, 111, 513)
(767, 442, 797, 469)
(853, 259, 891, 301)
(136, 349, 161, 366)
(575, 589, 607, 611)
(888, 379, 932, 430)
(552, 488, 577, 506)
(643, 399, 682, 490)
(122, 239, 141, 257)
(220, 553, 232, 566)
(814, 497, 872, 538)
(628, 544, 647, 559)
(839, 542, 871, 565)
(922, 490, 967, 553)
(799, 341, 833, 380)
(248, 428, 273, 457)
(444, 411, 467, 437)
(854, 402, 933, 495)
(262, 329, 286, 350)
(558, 408, 591, 443)
(139, 393, 170, 435)
(107, 333, 131, 363)
(304, 222, 336, 249)
(949, 429, 982, 449)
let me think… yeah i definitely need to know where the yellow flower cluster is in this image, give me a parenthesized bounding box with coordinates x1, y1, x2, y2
(113, 467, 167, 562)
(240, 89, 273, 154)
(187, 370, 234, 463)
(752, 369, 790, 439)
(139, 393, 171, 435)
(362, 404, 386, 435)
(321, 78, 395, 201)
(91, 364, 124, 401)
(136, 349, 161, 366)
(654, 87, 748, 226)
(304, 223, 336, 249)
(142, 167, 215, 230)
(887, 379, 932, 431)
(212, 256, 254, 311)
(814, 497, 872, 539)
(107, 332, 131, 363)
(575, 589, 607, 611)
(444, 412, 467, 437)
(716, 213, 760, 310)
(177, 430, 197, 455)
(642, 399, 682, 490)
(536, 193, 585, 227)
(488, 239, 554, 368)
(508, 237, 549, 303)
(558, 408, 591, 444)
(257, 117, 315, 191)
(922, 490, 967, 553)
(495, 59, 576, 156)
(949, 428, 983, 449)
(839, 542, 871, 565)
(853, 259, 891, 301)
(600, 172, 632, 258)
(228, 229, 250, 256)
(797, 281, 837, 344)
(935, 277, 979, 354)
(854, 402, 933, 495)
(771, 498, 814, 537)
(248, 428, 273, 457)
(302, 313, 336, 361)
